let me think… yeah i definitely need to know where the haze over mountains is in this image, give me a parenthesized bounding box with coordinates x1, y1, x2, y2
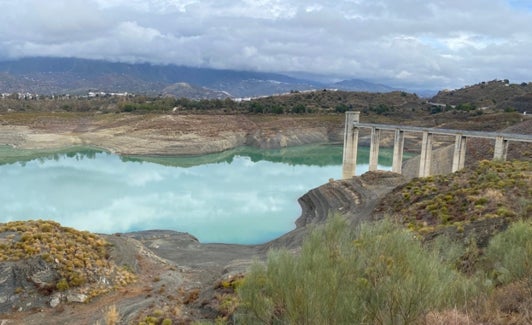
(0, 57, 403, 99)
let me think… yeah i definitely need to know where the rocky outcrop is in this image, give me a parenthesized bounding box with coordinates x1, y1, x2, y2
(263, 171, 408, 251)
(297, 171, 408, 227)
(0, 257, 60, 313)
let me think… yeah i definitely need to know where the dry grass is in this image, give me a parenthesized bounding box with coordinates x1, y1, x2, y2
(424, 309, 476, 325)
(105, 305, 121, 325)
(471, 281, 532, 325)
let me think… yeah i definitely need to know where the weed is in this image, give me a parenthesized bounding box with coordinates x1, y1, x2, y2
(105, 305, 120, 325)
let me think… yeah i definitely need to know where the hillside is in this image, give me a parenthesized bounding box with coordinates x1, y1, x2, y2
(431, 79, 532, 112)
(0, 57, 396, 98)
(248, 89, 423, 114)
(374, 160, 531, 242)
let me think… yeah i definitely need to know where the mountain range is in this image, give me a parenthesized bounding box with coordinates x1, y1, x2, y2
(0, 57, 400, 99)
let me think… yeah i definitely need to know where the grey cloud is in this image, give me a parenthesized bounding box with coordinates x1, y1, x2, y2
(0, 0, 531, 89)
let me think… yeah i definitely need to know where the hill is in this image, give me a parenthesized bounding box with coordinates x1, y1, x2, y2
(0, 57, 396, 99)
(431, 79, 532, 112)
(374, 160, 531, 242)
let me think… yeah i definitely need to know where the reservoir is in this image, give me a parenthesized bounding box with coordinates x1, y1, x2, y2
(0, 145, 393, 244)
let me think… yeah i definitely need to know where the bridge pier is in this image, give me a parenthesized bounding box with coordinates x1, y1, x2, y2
(419, 131, 433, 177)
(368, 127, 381, 171)
(452, 135, 467, 172)
(392, 129, 405, 173)
(493, 136, 509, 160)
(341, 111, 360, 179)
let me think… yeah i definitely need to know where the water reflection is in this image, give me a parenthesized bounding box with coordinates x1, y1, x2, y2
(0, 145, 394, 244)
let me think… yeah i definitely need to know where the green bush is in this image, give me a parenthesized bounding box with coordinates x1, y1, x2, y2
(56, 278, 69, 291)
(484, 220, 532, 285)
(237, 216, 477, 324)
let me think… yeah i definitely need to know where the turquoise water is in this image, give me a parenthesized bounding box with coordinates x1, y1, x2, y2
(0, 145, 393, 244)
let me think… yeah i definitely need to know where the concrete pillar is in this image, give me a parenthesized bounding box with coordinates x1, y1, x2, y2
(493, 136, 508, 160)
(342, 111, 360, 179)
(452, 135, 467, 172)
(419, 131, 433, 177)
(368, 127, 381, 171)
(392, 129, 404, 173)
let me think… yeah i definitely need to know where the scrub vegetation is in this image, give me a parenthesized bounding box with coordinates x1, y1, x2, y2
(0, 220, 136, 299)
(235, 216, 532, 324)
(380, 160, 531, 233)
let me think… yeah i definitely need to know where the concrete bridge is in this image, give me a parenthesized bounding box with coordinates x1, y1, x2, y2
(342, 111, 532, 179)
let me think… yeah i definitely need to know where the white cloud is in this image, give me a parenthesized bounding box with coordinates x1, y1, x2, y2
(0, 0, 531, 89)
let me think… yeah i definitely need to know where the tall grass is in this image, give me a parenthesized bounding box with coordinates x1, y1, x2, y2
(237, 216, 478, 324)
(473, 221, 532, 324)
(484, 220, 532, 285)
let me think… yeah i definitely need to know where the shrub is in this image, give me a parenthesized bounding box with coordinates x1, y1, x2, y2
(236, 216, 477, 324)
(484, 221, 532, 285)
(56, 278, 69, 291)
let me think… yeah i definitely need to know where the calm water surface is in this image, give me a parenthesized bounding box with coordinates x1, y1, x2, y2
(0, 145, 392, 244)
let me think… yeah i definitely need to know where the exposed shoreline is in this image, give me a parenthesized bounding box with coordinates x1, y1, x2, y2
(0, 112, 346, 156)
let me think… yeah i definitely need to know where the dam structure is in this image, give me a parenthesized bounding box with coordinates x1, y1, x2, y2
(342, 111, 532, 179)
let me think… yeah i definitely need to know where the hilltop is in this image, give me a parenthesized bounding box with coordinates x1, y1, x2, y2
(431, 79, 532, 112)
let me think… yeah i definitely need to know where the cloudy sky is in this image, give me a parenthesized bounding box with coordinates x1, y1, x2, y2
(0, 0, 530, 90)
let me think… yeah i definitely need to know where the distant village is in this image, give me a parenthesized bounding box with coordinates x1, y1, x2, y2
(0, 91, 133, 100)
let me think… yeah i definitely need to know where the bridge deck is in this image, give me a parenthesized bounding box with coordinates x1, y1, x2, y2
(354, 122, 532, 142)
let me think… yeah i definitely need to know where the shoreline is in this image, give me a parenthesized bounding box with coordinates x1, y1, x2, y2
(0, 112, 345, 156)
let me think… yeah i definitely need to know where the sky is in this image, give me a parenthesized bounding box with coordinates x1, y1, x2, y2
(0, 0, 531, 90)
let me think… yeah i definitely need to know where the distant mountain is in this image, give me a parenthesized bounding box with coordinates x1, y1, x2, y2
(161, 82, 230, 99)
(0, 57, 397, 99)
(330, 79, 396, 92)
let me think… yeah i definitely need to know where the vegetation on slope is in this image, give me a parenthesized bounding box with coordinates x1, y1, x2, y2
(235, 216, 532, 324)
(376, 160, 531, 236)
(237, 217, 476, 324)
(0, 220, 136, 298)
(0, 89, 424, 115)
(431, 79, 532, 112)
